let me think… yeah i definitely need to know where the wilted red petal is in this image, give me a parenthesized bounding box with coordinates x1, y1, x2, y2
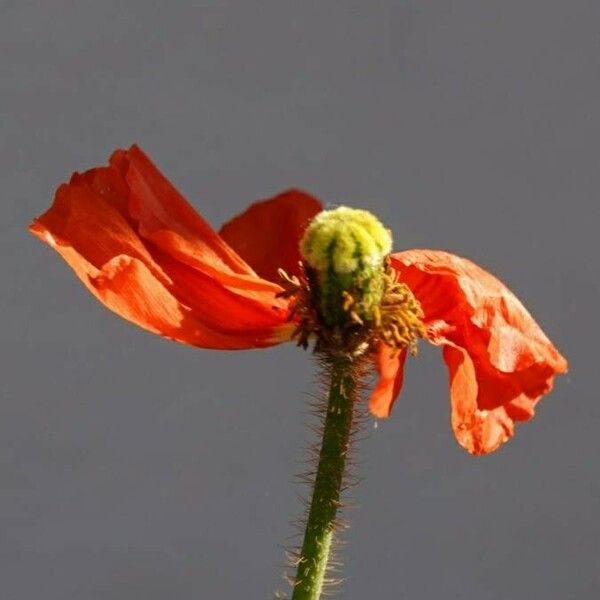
(370, 344, 408, 418)
(377, 249, 568, 455)
(116, 146, 255, 277)
(29, 146, 296, 349)
(219, 189, 322, 282)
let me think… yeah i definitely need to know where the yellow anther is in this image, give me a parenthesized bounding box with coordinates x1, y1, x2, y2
(372, 305, 382, 328)
(341, 291, 355, 312)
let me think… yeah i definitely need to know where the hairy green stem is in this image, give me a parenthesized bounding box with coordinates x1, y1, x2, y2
(291, 353, 360, 600)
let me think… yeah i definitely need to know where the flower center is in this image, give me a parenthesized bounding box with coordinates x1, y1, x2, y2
(278, 206, 426, 355)
(299, 206, 392, 327)
(300, 206, 392, 274)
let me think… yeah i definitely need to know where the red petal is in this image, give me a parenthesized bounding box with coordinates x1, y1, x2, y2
(117, 146, 259, 279)
(29, 146, 295, 349)
(219, 189, 322, 281)
(379, 249, 568, 455)
(370, 344, 408, 418)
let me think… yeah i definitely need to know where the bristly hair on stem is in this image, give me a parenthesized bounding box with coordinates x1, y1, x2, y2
(273, 207, 421, 599)
(276, 351, 369, 600)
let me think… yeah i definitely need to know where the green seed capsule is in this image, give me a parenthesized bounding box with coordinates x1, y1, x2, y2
(300, 206, 392, 327)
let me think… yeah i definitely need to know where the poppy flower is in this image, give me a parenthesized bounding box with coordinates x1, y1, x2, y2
(29, 144, 567, 455)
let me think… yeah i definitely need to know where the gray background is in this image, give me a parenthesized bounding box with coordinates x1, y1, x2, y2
(2, 1, 598, 598)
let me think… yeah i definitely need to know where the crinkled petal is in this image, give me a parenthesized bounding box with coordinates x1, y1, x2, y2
(219, 189, 322, 281)
(378, 249, 568, 455)
(115, 146, 254, 277)
(370, 344, 408, 418)
(29, 146, 295, 349)
(443, 345, 516, 455)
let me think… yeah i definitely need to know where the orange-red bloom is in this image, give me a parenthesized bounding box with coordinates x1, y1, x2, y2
(30, 145, 567, 455)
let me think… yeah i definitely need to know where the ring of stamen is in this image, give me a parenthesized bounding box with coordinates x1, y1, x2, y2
(277, 258, 426, 356)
